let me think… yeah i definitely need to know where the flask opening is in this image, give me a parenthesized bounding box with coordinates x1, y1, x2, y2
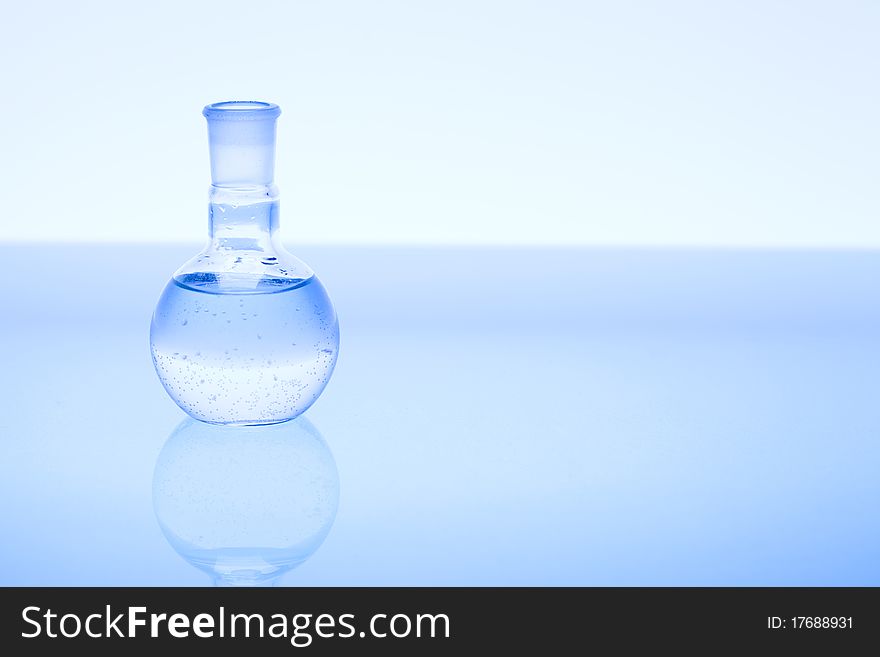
(203, 101, 281, 120)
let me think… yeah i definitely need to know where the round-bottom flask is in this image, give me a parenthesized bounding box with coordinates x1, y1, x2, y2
(150, 102, 339, 425)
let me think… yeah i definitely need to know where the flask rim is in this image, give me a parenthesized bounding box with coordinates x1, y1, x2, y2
(203, 101, 281, 121)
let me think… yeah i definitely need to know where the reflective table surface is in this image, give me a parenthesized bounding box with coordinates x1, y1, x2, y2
(1, 244, 879, 585)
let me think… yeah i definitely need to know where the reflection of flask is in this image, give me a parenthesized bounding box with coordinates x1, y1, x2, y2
(150, 102, 339, 426)
(152, 417, 339, 587)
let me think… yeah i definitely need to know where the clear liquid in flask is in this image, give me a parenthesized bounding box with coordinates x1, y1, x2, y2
(151, 272, 338, 425)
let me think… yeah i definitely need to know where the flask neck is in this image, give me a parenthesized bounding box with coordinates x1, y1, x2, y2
(204, 101, 281, 187)
(208, 184, 280, 252)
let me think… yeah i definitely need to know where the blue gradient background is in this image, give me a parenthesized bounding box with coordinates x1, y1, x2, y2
(1, 2, 879, 585)
(1, 1, 878, 246)
(2, 245, 879, 585)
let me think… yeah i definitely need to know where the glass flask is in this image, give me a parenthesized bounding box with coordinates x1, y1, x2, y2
(153, 417, 339, 586)
(150, 101, 339, 425)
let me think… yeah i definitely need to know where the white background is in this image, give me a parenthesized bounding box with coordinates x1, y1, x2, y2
(1, 1, 877, 246)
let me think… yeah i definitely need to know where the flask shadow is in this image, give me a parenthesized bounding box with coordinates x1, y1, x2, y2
(152, 416, 339, 586)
